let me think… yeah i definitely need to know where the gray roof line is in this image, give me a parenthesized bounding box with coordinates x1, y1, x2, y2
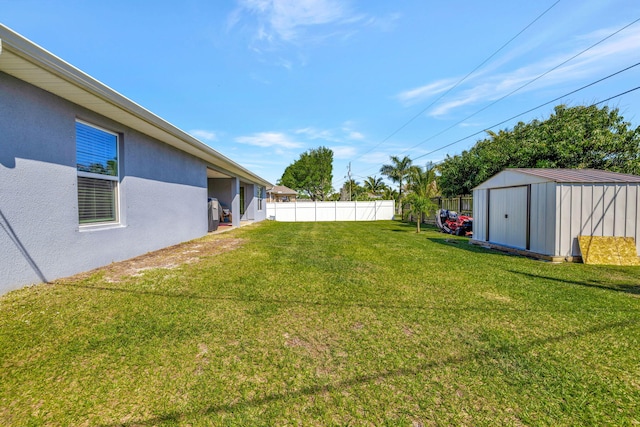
(0, 24, 272, 187)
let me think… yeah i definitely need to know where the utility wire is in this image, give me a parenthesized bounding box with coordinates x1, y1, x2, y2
(354, 16, 640, 177)
(354, 0, 562, 160)
(411, 84, 640, 162)
(399, 16, 640, 158)
(593, 86, 640, 106)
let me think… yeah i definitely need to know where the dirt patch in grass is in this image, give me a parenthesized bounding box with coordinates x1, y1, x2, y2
(62, 235, 245, 283)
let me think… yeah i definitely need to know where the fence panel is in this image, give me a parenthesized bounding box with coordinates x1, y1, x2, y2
(431, 195, 473, 216)
(266, 200, 395, 222)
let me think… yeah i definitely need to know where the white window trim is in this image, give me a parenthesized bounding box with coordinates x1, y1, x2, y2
(257, 186, 264, 211)
(76, 119, 121, 228)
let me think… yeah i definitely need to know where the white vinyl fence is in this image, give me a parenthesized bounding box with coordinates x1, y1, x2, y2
(267, 200, 395, 222)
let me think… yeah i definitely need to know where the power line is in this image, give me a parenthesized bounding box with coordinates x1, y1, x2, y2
(400, 16, 640, 157)
(411, 85, 640, 162)
(354, 0, 562, 160)
(354, 16, 640, 177)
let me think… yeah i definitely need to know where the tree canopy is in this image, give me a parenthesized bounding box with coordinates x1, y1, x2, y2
(279, 146, 333, 201)
(437, 105, 640, 197)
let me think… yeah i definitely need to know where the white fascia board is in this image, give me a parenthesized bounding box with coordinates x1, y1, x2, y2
(0, 24, 272, 188)
(473, 170, 551, 190)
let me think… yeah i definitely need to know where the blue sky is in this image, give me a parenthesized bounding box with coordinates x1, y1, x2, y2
(3, 0, 640, 189)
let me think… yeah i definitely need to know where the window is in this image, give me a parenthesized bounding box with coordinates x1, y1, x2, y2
(76, 121, 119, 224)
(257, 186, 264, 211)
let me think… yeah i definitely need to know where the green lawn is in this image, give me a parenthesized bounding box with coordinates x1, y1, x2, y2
(1, 221, 639, 426)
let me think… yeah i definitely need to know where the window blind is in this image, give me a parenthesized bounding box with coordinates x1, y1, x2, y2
(78, 177, 116, 223)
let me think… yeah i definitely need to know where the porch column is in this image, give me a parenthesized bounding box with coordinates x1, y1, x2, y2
(231, 177, 240, 227)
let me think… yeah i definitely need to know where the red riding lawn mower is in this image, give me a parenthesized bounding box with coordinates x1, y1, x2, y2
(436, 209, 473, 237)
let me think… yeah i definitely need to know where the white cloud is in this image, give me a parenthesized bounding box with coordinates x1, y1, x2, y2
(295, 127, 338, 141)
(235, 132, 304, 148)
(359, 151, 392, 165)
(330, 145, 357, 159)
(347, 131, 364, 140)
(296, 123, 367, 143)
(341, 121, 365, 140)
(405, 24, 640, 117)
(189, 129, 218, 142)
(396, 78, 459, 106)
(232, 0, 370, 46)
(364, 12, 402, 32)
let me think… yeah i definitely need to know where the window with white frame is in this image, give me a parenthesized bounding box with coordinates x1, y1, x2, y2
(257, 186, 264, 211)
(76, 121, 119, 224)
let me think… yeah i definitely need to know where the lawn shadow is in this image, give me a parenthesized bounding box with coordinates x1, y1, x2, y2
(58, 282, 532, 313)
(509, 270, 640, 295)
(427, 237, 518, 259)
(388, 220, 419, 232)
(101, 318, 638, 427)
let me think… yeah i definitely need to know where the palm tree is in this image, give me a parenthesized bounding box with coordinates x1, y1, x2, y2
(380, 155, 413, 216)
(382, 186, 399, 202)
(341, 179, 363, 201)
(363, 176, 386, 197)
(406, 163, 438, 233)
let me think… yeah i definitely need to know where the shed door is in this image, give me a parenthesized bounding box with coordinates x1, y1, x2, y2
(489, 186, 528, 249)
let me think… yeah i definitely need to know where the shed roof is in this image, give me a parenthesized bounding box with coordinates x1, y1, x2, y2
(510, 168, 640, 183)
(475, 168, 640, 190)
(0, 24, 272, 188)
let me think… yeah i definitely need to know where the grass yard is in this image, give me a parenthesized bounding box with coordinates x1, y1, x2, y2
(1, 220, 639, 426)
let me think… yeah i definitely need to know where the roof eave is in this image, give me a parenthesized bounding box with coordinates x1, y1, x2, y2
(0, 25, 272, 188)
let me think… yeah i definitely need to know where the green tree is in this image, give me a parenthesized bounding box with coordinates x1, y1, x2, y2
(437, 105, 640, 197)
(406, 163, 438, 233)
(279, 146, 334, 201)
(382, 186, 399, 203)
(341, 179, 366, 201)
(380, 155, 413, 216)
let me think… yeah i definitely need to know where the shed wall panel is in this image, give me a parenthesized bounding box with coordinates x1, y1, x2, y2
(472, 189, 488, 242)
(529, 182, 556, 255)
(614, 185, 627, 236)
(544, 182, 557, 254)
(592, 185, 605, 235)
(580, 185, 593, 236)
(603, 185, 615, 236)
(556, 183, 640, 257)
(557, 185, 572, 256)
(569, 185, 586, 256)
(630, 186, 639, 239)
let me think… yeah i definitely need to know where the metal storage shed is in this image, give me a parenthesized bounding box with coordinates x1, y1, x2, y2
(471, 168, 640, 261)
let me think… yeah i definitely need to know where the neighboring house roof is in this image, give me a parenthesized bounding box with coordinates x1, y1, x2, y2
(475, 168, 640, 190)
(0, 24, 271, 188)
(267, 185, 297, 195)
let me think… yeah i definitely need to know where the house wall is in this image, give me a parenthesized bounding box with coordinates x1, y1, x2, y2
(242, 183, 254, 220)
(208, 178, 234, 208)
(208, 180, 266, 223)
(242, 183, 267, 222)
(0, 71, 208, 294)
